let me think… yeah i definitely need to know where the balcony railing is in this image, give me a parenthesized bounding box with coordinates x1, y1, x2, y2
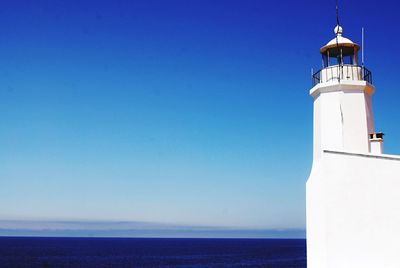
(312, 65, 372, 87)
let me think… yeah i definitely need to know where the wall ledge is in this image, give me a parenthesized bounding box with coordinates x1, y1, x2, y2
(323, 150, 400, 161)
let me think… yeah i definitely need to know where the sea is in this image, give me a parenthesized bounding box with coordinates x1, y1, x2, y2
(0, 237, 306, 267)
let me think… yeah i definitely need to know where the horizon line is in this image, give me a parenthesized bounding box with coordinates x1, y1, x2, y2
(0, 219, 305, 239)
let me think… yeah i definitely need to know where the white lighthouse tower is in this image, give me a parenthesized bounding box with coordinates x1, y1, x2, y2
(307, 25, 400, 268)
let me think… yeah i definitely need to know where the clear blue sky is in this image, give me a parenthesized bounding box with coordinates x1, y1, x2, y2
(0, 0, 399, 237)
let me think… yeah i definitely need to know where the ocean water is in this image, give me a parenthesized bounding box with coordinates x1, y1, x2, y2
(0, 237, 306, 267)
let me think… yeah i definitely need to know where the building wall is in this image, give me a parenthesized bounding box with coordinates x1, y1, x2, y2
(307, 150, 400, 268)
(310, 81, 375, 161)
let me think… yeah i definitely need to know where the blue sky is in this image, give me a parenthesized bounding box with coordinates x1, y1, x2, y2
(0, 0, 399, 237)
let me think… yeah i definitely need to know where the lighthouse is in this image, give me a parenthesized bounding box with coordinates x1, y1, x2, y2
(307, 25, 400, 268)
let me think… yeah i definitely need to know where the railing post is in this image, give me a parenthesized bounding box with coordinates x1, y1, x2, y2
(362, 66, 364, 81)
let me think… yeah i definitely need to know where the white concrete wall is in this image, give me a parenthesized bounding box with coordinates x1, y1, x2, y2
(341, 90, 370, 152)
(364, 92, 375, 135)
(320, 65, 362, 83)
(310, 81, 375, 161)
(307, 150, 400, 268)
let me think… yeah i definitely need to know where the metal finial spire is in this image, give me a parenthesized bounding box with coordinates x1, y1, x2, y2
(334, 0, 343, 37)
(336, 0, 340, 28)
(335, 0, 342, 82)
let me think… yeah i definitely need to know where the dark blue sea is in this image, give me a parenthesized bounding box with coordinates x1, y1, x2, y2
(0, 237, 306, 267)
